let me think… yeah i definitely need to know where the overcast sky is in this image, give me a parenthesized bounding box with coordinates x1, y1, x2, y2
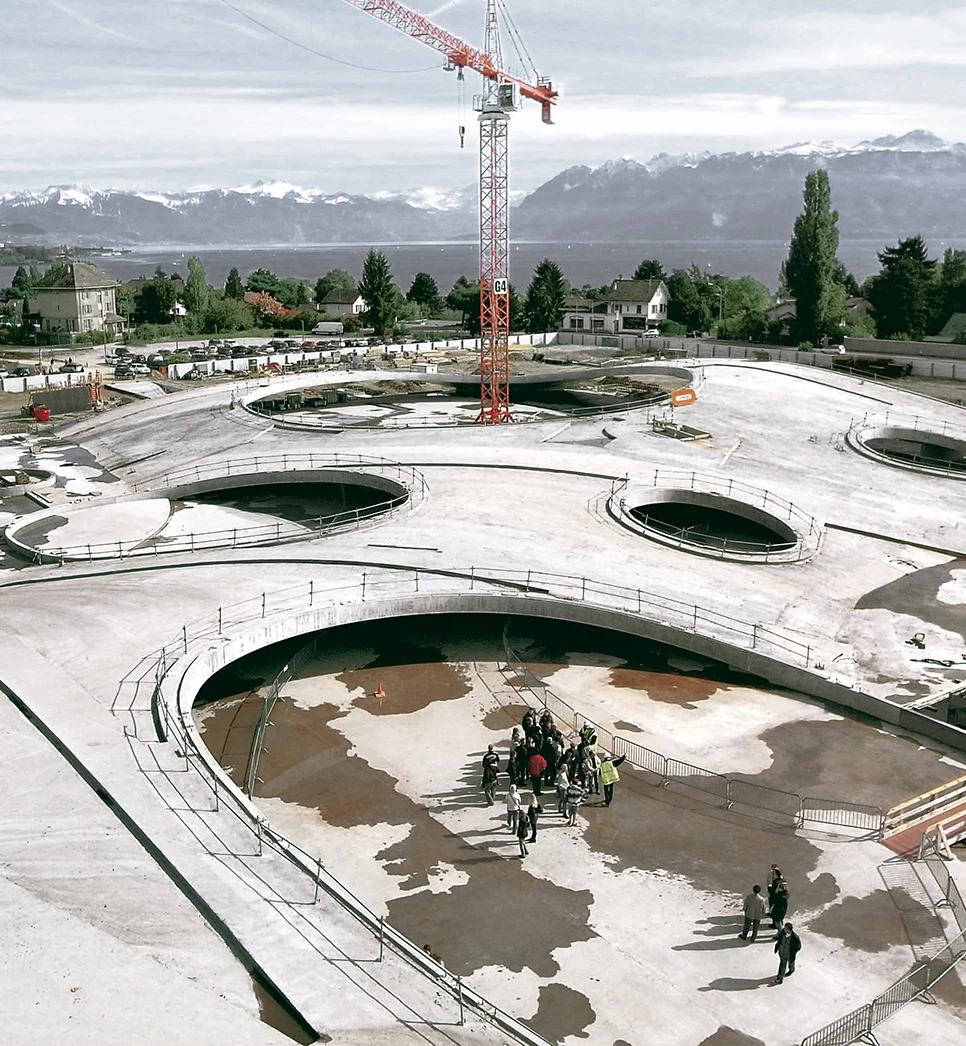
(3, 0, 965, 194)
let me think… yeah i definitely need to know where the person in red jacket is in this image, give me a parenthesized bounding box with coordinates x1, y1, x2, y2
(527, 750, 547, 795)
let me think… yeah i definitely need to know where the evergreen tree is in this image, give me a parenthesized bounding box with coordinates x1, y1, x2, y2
(525, 259, 567, 333)
(784, 170, 842, 343)
(358, 250, 396, 335)
(224, 267, 245, 300)
(633, 259, 666, 281)
(446, 278, 478, 331)
(11, 265, 31, 296)
(246, 268, 281, 296)
(666, 269, 712, 332)
(407, 271, 441, 310)
(314, 268, 355, 304)
(939, 248, 966, 320)
(136, 273, 177, 324)
(867, 235, 937, 339)
(183, 256, 210, 315)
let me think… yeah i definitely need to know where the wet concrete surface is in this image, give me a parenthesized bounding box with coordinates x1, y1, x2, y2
(192, 615, 966, 1044)
(523, 983, 596, 1043)
(728, 718, 960, 809)
(609, 668, 721, 705)
(696, 1028, 766, 1046)
(857, 561, 966, 645)
(805, 889, 909, 952)
(340, 662, 470, 715)
(200, 697, 597, 980)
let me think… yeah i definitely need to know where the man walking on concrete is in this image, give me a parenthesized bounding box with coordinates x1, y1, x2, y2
(481, 744, 500, 806)
(739, 885, 767, 942)
(774, 923, 802, 983)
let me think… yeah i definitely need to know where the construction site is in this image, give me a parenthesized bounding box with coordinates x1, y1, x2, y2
(2, 3, 966, 1046)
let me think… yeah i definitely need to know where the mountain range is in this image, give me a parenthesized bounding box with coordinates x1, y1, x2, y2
(2, 130, 965, 248)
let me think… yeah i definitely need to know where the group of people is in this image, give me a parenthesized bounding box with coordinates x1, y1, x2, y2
(740, 864, 801, 984)
(481, 708, 628, 857)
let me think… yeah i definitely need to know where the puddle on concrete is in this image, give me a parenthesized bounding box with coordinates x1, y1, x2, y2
(198, 697, 597, 978)
(733, 719, 959, 809)
(481, 703, 531, 730)
(522, 983, 596, 1043)
(805, 890, 909, 952)
(857, 561, 966, 644)
(11, 513, 68, 546)
(697, 1028, 766, 1046)
(341, 662, 469, 715)
(609, 667, 721, 705)
(251, 974, 319, 1044)
(613, 720, 643, 732)
(579, 770, 840, 911)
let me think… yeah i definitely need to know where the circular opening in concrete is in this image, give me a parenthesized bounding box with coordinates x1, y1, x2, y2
(853, 425, 966, 476)
(248, 367, 695, 429)
(184, 480, 401, 529)
(626, 489, 798, 557)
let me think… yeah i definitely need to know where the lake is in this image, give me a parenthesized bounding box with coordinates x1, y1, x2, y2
(2, 237, 956, 294)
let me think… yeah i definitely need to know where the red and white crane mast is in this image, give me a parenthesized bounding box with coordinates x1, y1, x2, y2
(342, 0, 556, 423)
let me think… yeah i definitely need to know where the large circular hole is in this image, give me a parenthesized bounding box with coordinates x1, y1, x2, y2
(863, 429, 966, 474)
(185, 481, 399, 530)
(629, 499, 797, 552)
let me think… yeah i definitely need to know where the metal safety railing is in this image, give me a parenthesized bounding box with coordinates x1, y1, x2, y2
(8, 453, 426, 563)
(500, 637, 884, 835)
(609, 468, 823, 563)
(800, 927, 966, 1046)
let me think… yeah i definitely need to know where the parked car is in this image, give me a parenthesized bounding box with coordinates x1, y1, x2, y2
(13, 365, 40, 377)
(129, 363, 151, 375)
(57, 362, 85, 373)
(641, 329, 661, 338)
(113, 366, 133, 378)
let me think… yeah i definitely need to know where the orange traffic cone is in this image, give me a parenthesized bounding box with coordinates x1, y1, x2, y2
(374, 684, 387, 701)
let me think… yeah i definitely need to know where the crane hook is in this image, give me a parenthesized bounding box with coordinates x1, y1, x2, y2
(459, 124, 466, 149)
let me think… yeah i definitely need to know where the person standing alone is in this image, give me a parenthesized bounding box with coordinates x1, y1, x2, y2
(527, 749, 547, 796)
(739, 885, 767, 942)
(599, 751, 626, 806)
(505, 783, 521, 832)
(774, 923, 801, 983)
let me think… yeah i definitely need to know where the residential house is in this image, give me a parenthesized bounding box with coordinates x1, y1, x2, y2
(28, 261, 124, 336)
(321, 288, 366, 318)
(561, 279, 669, 334)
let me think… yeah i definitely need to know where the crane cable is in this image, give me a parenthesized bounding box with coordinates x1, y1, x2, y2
(216, 0, 441, 74)
(495, 0, 539, 84)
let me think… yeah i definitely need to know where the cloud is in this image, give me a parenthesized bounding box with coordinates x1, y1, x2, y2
(687, 8, 966, 74)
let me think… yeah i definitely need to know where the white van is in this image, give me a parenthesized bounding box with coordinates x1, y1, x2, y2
(312, 321, 344, 335)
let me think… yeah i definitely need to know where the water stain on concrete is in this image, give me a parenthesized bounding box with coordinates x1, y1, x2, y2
(200, 696, 597, 979)
(806, 890, 909, 952)
(609, 667, 721, 704)
(733, 718, 959, 809)
(522, 983, 596, 1043)
(579, 764, 840, 911)
(339, 662, 469, 715)
(613, 721, 643, 732)
(482, 704, 531, 731)
(697, 1027, 766, 1046)
(857, 561, 966, 643)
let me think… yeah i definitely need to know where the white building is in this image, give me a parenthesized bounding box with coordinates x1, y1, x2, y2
(562, 278, 669, 335)
(28, 261, 124, 336)
(321, 288, 366, 318)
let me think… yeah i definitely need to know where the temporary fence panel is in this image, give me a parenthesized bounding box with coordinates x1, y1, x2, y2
(799, 1005, 874, 1046)
(611, 736, 666, 781)
(727, 779, 802, 821)
(800, 797, 884, 833)
(665, 759, 731, 804)
(869, 965, 930, 1026)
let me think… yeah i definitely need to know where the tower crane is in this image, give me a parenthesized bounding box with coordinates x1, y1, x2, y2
(342, 0, 557, 423)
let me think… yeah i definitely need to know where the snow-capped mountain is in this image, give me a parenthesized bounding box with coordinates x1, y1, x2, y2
(2, 131, 966, 247)
(514, 130, 966, 242)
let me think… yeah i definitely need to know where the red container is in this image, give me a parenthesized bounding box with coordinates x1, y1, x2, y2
(32, 407, 51, 422)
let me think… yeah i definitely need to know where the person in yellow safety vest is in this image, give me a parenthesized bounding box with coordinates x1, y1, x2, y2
(578, 721, 597, 748)
(599, 751, 626, 807)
